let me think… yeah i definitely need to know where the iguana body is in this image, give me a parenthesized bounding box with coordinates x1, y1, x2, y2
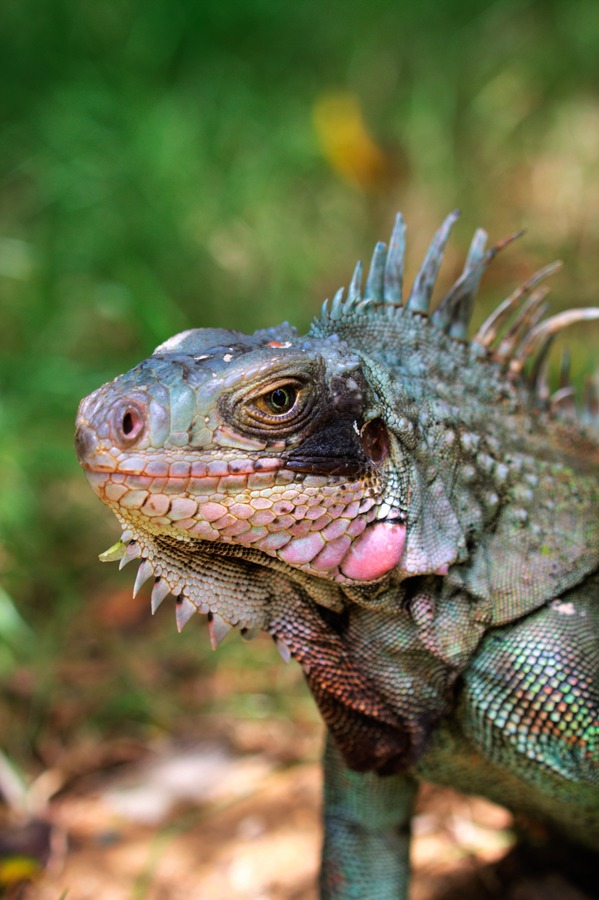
(75, 213, 599, 898)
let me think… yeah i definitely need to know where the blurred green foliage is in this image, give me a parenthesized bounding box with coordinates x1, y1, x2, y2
(1, 0, 599, 767)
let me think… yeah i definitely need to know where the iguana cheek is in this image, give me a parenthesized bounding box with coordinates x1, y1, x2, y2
(339, 521, 407, 581)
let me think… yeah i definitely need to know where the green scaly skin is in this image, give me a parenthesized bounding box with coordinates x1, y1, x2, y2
(75, 212, 599, 898)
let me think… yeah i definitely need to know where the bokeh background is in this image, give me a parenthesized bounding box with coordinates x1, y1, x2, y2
(1, 0, 599, 895)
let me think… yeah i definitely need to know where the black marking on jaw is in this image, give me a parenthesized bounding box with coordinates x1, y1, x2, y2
(282, 414, 369, 476)
(281, 365, 379, 476)
(282, 415, 390, 478)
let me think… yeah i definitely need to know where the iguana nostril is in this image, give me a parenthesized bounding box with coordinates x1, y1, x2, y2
(122, 410, 138, 436)
(111, 401, 145, 446)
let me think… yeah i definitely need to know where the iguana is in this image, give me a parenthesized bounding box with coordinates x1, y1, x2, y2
(75, 212, 599, 898)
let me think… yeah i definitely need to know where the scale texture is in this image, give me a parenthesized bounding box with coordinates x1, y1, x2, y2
(76, 213, 599, 898)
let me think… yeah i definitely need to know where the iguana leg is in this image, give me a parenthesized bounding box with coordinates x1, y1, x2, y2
(463, 579, 599, 787)
(444, 579, 599, 852)
(320, 733, 417, 900)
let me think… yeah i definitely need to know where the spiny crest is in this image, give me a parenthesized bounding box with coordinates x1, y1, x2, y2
(314, 210, 599, 420)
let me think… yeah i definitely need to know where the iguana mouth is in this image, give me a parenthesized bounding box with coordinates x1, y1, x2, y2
(75, 400, 411, 586)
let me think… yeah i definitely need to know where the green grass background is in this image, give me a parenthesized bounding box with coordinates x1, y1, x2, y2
(1, 0, 599, 772)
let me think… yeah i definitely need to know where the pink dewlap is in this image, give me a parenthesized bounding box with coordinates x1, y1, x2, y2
(340, 521, 407, 581)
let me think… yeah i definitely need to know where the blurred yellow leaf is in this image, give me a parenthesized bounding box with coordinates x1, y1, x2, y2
(313, 91, 391, 190)
(0, 855, 42, 884)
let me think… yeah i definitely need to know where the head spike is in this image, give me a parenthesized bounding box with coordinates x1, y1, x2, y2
(550, 386, 577, 420)
(464, 226, 488, 270)
(383, 212, 406, 305)
(348, 260, 363, 302)
(559, 348, 571, 389)
(534, 359, 552, 405)
(527, 333, 553, 402)
(582, 374, 599, 426)
(330, 286, 345, 318)
(432, 228, 488, 338)
(514, 308, 599, 368)
(365, 242, 387, 301)
(406, 209, 460, 313)
(495, 287, 550, 364)
(473, 261, 562, 349)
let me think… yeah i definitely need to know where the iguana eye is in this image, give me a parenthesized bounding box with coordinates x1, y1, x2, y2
(221, 374, 317, 437)
(251, 381, 303, 420)
(261, 385, 298, 415)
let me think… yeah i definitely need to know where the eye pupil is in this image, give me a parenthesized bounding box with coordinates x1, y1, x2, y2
(269, 386, 295, 413)
(122, 412, 135, 435)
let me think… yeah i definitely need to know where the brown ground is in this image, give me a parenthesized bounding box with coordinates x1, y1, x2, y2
(1, 598, 592, 899)
(0, 723, 528, 900)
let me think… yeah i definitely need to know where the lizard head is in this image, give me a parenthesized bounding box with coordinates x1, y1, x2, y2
(73, 212, 519, 642)
(75, 319, 420, 638)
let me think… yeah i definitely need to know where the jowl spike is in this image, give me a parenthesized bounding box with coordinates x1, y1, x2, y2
(175, 595, 197, 632)
(99, 539, 127, 563)
(119, 541, 141, 569)
(275, 637, 292, 664)
(151, 578, 170, 614)
(207, 612, 232, 649)
(133, 559, 154, 598)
